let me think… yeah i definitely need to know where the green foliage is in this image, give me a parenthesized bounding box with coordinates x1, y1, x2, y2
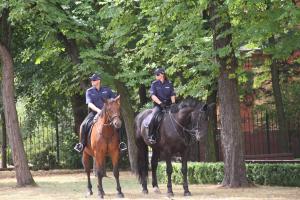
(282, 81, 300, 120)
(59, 132, 82, 169)
(232, 0, 300, 60)
(157, 162, 300, 187)
(31, 147, 57, 171)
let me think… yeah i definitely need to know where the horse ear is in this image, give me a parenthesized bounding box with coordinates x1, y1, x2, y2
(201, 104, 208, 112)
(115, 95, 120, 104)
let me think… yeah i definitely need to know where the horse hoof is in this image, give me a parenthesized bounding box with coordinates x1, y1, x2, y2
(167, 192, 174, 197)
(184, 191, 192, 196)
(85, 191, 93, 197)
(142, 189, 148, 194)
(98, 195, 104, 199)
(117, 192, 124, 198)
(153, 186, 161, 194)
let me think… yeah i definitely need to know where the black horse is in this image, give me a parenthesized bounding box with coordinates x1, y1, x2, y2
(134, 99, 212, 197)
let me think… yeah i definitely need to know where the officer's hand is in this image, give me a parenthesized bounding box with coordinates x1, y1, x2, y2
(159, 102, 167, 109)
(170, 103, 179, 113)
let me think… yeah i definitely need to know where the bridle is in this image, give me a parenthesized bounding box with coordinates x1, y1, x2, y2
(168, 109, 205, 141)
(103, 112, 121, 126)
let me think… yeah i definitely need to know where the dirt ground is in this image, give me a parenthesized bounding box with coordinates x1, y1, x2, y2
(0, 170, 299, 200)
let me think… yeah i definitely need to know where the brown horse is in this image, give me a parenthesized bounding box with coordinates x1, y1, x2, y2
(82, 95, 124, 199)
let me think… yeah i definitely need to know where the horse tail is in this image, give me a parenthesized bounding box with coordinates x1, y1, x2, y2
(134, 115, 149, 183)
(136, 137, 149, 183)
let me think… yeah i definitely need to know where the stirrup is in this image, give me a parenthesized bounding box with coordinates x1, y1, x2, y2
(74, 143, 84, 153)
(119, 142, 127, 152)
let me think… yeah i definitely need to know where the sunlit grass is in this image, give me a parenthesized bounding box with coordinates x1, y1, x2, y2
(0, 170, 299, 200)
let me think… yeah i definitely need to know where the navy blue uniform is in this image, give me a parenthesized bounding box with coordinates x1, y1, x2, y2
(86, 86, 116, 110)
(80, 86, 116, 147)
(143, 79, 176, 143)
(149, 80, 176, 106)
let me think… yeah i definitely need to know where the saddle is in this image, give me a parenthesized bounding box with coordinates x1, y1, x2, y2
(87, 124, 94, 145)
(81, 119, 95, 147)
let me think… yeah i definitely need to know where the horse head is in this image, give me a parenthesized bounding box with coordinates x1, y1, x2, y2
(190, 103, 214, 141)
(175, 99, 214, 141)
(104, 95, 122, 129)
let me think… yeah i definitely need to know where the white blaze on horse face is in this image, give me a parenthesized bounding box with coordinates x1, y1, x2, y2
(113, 117, 122, 129)
(112, 100, 122, 129)
(192, 106, 209, 141)
(195, 131, 201, 141)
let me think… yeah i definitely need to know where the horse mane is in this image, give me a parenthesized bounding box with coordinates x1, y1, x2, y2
(178, 97, 201, 109)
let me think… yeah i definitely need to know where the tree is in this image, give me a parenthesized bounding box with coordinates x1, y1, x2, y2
(0, 84, 7, 169)
(205, 84, 219, 161)
(232, 0, 300, 153)
(209, 0, 248, 187)
(0, 7, 34, 186)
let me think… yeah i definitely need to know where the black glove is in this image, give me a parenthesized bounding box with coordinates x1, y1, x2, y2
(170, 103, 179, 113)
(159, 102, 167, 109)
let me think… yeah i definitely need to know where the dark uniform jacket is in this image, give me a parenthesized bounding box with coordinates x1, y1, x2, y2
(86, 86, 116, 110)
(149, 80, 175, 106)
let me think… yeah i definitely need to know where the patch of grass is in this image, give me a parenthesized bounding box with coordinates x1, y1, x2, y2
(0, 171, 300, 200)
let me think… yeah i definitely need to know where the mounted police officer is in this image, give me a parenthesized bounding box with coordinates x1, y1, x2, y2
(145, 68, 178, 144)
(74, 73, 127, 153)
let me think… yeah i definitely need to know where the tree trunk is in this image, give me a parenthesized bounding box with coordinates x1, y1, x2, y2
(71, 94, 87, 135)
(209, 0, 248, 187)
(0, 42, 35, 186)
(205, 85, 219, 162)
(114, 80, 138, 173)
(270, 61, 289, 152)
(138, 84, 147, 109)
(1, 110, 7, 169)
(57, 32, 87, 135)
(1, 7, 9, 170)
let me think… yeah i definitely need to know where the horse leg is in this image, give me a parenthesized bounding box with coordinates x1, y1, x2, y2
(181, 151, 191, 196)
(95, 157, 105, 198)
(166, 158, 174, 197)
(151, 149, 160, 193)
(111, 149, 124, 198)
(82, 151, 93, 197)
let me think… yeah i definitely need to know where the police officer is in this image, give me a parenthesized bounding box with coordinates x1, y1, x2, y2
(74, 73, 127, 152)
(146, 68, 178, 144)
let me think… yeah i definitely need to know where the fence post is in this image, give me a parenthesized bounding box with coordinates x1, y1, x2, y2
(266, 111, 271, 154)
(55, 115, 60, 165)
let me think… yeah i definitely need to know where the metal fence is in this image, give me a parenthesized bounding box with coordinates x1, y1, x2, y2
(3, 115, 79, 169)
(215, 111, 300, 160)
(2, 110, 300, 168)
(1, 115, 129, 169)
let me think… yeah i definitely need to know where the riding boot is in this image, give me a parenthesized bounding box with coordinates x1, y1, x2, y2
(147, 118, 156, 144)
(74, 130, 87, 153)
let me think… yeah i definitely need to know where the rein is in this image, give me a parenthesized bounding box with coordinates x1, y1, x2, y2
(168, 110, 200, 141)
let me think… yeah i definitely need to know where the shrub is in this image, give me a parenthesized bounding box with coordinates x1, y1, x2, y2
(31, 147, 57, 170)
(157, 162, 300, 187)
